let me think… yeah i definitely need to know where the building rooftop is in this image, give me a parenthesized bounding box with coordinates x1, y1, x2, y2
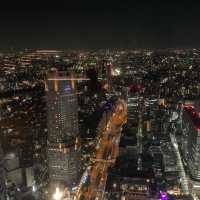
(183, 104, 200, 131)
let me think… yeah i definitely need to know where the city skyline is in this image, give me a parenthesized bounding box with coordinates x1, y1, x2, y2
(2, 1, 200, 199)
(1, 48, 200, 199)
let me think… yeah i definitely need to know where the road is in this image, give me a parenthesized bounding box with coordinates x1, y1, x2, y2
(75, 99, 127, 200)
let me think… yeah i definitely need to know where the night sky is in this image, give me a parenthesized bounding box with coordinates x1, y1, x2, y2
(0, 0, 200, 50)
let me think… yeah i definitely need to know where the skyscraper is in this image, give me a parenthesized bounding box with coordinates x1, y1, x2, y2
(180, 103, 200, 181)
(127, 94, 138, 125)
(46, 72, 80, 188)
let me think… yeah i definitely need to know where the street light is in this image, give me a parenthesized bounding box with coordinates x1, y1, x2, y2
(53, 187, 63, 200)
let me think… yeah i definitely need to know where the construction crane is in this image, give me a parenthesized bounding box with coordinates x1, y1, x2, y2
(74, 99, 127, 200)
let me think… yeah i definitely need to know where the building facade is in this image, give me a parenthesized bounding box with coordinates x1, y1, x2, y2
(47, 72, 80, 188)
(127, 94, 138, 126)
(181, 103, 200, 181)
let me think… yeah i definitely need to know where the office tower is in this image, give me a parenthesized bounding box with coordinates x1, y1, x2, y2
(47, 72, 80, 188)
(127, 93, 138, 126)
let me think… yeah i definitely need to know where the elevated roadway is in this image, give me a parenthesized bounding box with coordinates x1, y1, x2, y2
(75, 99, 127, 200)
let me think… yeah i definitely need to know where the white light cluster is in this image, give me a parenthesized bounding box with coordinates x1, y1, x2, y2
(53, 187, 63, 200)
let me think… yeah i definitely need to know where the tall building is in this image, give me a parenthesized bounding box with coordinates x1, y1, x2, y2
(127, 94, 138, 126)
(180, 103, 200, 181)
(46, 72, 80, 188)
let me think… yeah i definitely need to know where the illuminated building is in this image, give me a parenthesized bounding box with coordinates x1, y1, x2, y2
(47, 72, 80, 188)
(127, 94, 138, 125)
(181, 103, 200, 181)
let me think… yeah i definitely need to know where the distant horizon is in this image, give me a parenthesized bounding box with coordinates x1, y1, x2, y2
(1, 47, 200, 53)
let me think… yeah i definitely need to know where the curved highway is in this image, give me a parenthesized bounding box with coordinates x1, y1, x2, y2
(75, 99, 127, 200)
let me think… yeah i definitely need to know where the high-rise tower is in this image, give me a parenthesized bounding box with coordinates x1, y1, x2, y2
(180, 103, 200, 181)
(46, 72, 80, 188)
